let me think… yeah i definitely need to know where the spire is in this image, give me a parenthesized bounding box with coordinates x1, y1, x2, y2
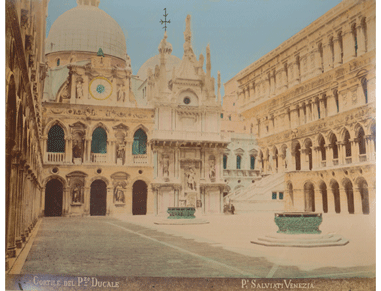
(217, 71, 221, 103)
(206, 44, 211, 78)
(77, 0, 100, 7)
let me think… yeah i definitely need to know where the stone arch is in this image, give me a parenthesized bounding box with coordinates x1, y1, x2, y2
(130, 176, 151, 187)
(355, 177, 370, 214)
(43, 175, 67, 188)
(44, 119, 69, 137)
(89, 122, 110, 137)
(317, 180, 328, 213)
(329, 179, 341, 213)
(342, 178, 354, 214)
(89, 175, 110, 187)
(132, 124, 149, 137)
(303, 181, 315, 212)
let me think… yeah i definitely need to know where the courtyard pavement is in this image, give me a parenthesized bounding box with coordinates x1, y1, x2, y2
(18, 212, 375, 279)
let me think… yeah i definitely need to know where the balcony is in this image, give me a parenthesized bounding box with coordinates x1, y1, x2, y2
(332, 159, 339, 166)
(133, 154, 148, 164)
(91, 153, 107, 163)
(46, 152, 65, 163)
(345, 157, 352, 164)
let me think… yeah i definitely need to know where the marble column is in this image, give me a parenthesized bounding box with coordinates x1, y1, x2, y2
(106, 187, 113, 215)
(350, 138, 359, 164)
(353, 187, 363, 215)
(83, 186, 90, 216)
(249, 83, 255, 101)
(315, 189, 323, 213)
(298, 103, 305, 125)
(326, 187, 335, 214)
(300, 147, 308, 171)
(290, 105, 299, 128)
(339, 186, 349, 214)
(154, 188, 159, 216)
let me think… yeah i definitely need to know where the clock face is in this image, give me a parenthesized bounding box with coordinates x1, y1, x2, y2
(89, 77, 113, 100)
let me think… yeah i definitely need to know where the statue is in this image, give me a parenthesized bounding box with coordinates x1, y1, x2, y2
(162, 155, 169, 177)
(76, 81, 83, 99)
(186, 168, 196, 191)
(72, 139, 83, 159)
(114, 183, 125, 203)
(116, 141, 126, 160)
(209, 160, 216, 181)
(117, 84, 127, 102)
(72, 184, 82, 203)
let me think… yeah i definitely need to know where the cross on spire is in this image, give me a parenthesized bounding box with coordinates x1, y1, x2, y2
(159, 8, 171, 31)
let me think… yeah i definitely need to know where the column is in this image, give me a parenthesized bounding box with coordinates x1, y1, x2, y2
(298, 103, 305, 125)
(106, 187, 113, 215)
(300, 147, 308, 171)
(290, 105, 299, 128)
(154, 188, 158, 216)
(343, 24, 355, 63)
(337, 142, 345, 165)
(319, 95, 326, 119)
(219, 187, 224, 214)
(333, 34, 342, 68)
(200, 187, 205, 215)
(366, 16, 375, 52)
(311, 48, 321, 77)
(275, 65, 283, 93)
(339, 186, 349, 214)
(300, 52, 309, 82)
(325, 145, 333, 167)
(201, 148, 205, 179)
(322, 37, 332, 71)
(83, 186, 90, 216)
(356, 21, 366, 56)
(353, 187, 363, 214)
(350, 138, 359, 163)
(313, 146, 320, 170)
(63, 187, 70, 216)
(85, 138, 91, 163)
(326, 187, 335, 214)
(315, 189, 323, 213)
(249, 83, 255, 101)
(243, 87, 249, 104)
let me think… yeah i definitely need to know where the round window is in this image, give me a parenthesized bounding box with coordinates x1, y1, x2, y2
(52, 167, 58, 174)
(183, 97, 191, 105)
(97, 169, 102, 174)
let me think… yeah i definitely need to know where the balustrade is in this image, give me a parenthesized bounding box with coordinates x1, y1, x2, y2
(332, 159, 339, 166)
(91, 153, 107, 163)
(345, 157, 352, 164)
(133, 154, 148, 164)
(46, 152, 65, 163)
(359, 154, 367, 162)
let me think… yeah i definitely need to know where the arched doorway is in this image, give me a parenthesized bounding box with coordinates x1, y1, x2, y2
(45, 179, 63, 217)
(319, 182, 328, 213)
(90, 180, 107, 216)
(304, 182, 315, 212)
(343, 179, 354, 214)
(132, 180, 147, 215)
(358, 179, 370, 214)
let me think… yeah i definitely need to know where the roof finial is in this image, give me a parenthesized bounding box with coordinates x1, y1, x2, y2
(160, 8, 171, 32)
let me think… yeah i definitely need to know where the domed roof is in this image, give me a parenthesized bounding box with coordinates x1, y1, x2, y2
(137, 33, 181, 81)
(45, 1, 127, 60)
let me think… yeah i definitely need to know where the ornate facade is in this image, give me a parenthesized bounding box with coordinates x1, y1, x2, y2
(6, 0, 49, 269)
(231, 0, 376, 215)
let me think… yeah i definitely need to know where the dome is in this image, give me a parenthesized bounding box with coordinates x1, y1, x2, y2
(45, 1, 127, 60)
(137, 54, 181, 81)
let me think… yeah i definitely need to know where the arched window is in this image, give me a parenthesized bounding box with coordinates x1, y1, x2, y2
(352, 23, 358, 57)
(338, 32, 343, 63)
(91, 127, 107, 154)
(47, 124, 65, 153)
(295, 142, 301, 171)
(57, 58, 60, 66)
(223, 155, 227, 169)
(331, 134, 338, 159)
(132, 129, 147, 155)
(250, 156, 255, 170)
(236, 155, 241, 170)
(319, 137, 326, 161)
(358, 127, 366, 155)
(361, 78, 368, 104)
(334, 90, 339, 113)
(344, 130, 351, 157)
(318, 43, 324, 73)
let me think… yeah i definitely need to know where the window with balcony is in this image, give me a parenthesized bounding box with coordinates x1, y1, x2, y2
(91, 127, 107, 154)
(132, 129, 147, 155)
(47, 125, 65, 153)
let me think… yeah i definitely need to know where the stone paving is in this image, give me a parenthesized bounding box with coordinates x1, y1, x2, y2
(20, 214, 375, 278)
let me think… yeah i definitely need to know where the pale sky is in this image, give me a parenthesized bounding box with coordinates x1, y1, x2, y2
(46, 0, 342, 96)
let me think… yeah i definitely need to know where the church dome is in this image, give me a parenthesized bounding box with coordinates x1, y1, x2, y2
(137, 32, 181, 81)
(45, 0, 127, 60)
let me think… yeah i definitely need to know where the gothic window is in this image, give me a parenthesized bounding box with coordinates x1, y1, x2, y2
(361, 78, 368, 104)
(334, 90, 339, 113)
(223, 155, 227, 169)
(358, 127, 366, 155)
(250, 156, 255, 170)
(47, 124, 65, 153)
(295, 142, 301, 171)
(132, 129, 147, 155)
(91, 127, 107, 154)
(236, 155, 241, 170)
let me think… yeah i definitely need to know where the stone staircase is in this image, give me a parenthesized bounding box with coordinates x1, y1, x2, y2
(226, 173, 285, 213)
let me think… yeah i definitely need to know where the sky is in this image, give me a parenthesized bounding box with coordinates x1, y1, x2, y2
(46, 0, 342, 97)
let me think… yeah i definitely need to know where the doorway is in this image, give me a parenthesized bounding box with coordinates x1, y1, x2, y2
(90, 180, 107, 216)
(132, 180, 147, 215)
(45, 179, 63, 217)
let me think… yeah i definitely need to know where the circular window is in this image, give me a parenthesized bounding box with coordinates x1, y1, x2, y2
(238, 180, 241, 183)
(139, 170, 143, 174)
(183, 97, 191, 105)
(52, 167, 58, 174)
(97, 169, 102, 174)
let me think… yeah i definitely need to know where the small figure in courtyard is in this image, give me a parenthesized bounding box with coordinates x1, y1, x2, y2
(231, 204, 235, 215)
(187, 168, 196, 191)
(72, 184, 81, 203)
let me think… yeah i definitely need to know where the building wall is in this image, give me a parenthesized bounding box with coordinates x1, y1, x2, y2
(234, 0, 375, 215)
(6, 0, 49, 269)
